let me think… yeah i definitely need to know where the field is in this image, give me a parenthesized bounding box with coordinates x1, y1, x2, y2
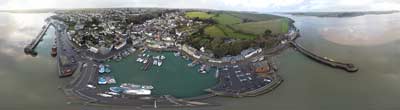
(185, 12, 214, 19)
(204, 25, 225, 37)
(213, 14, 242, 25)
(233, 18, 290, 35)
(185, 11, 291, 57)
(227, 12, 282, 21)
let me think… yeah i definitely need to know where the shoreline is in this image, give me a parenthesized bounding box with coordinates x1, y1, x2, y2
(27, 11, 301, 108)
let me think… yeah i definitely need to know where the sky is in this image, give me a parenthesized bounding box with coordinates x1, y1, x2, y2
(0, 0, 399, 12)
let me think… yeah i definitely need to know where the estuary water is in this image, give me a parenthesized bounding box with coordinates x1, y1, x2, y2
(0, 12, 400, 110)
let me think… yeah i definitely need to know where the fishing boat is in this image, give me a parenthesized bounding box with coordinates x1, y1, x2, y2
(110, 87, 125, 93)
(98, 76, 107, 85)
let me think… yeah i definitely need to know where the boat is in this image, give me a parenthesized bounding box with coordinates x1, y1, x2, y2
(105, 68, 111, 73)
(106, 76, 116, 84)
(97, 93, 113, 97)
(160, 55, 166, 60)
(98, 76, 107, 85)
(86, 84, 96, 89)
(137, 58, 144, 63)
(153, 60, 158, 65)
(120, 83, 142, 89)
(143, 59, 148, 64)
(187, 63, 194, 67)
(142, 54, 146, 57)
(51, 45, 57, 57)
(174, 52, 180, 56)
(106, 91, 120, 96)
(110, 87, 125, 93)
(123, 89, 151, 95)
(215, 69, 219, 78)
(136, 58, 141, 62)
(141, 85, 154, 90)
(154, 56, 160, 60)
(157, 61, 162, 66)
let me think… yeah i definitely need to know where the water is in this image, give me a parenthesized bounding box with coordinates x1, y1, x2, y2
(104, 51, 217, 98)
(1, 12, 400, 110)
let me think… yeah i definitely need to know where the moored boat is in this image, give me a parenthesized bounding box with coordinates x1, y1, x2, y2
(97, 93, 113, 97)
(123, 89, 151, 95)
(110, 87, 125, 93)
(157, 61, 162, 66)
(98, 76, 107, 85)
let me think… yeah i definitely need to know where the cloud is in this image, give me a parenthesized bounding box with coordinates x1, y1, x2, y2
(0, 0, 399, 12)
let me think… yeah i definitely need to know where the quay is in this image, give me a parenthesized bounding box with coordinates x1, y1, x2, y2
(290, 41, 358, 72)
(24, 23, 52, 55)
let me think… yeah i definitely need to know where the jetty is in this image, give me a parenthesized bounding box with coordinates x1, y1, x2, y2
(24, 23, 52, 55)
(142, 58, 153, 71)
(290, 41, 358, 72)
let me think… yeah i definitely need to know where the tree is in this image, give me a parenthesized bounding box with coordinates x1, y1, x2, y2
(264, 29, 272, 36)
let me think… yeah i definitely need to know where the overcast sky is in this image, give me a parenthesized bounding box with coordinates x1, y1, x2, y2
(0, 0, 399, 12)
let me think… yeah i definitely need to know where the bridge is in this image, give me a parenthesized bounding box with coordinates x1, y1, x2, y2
(290, 41, 358, 72)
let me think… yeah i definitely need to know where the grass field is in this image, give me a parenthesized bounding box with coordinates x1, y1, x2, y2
(213, 14, 242, 25)
(204, 25, 226, 37)
(227, 12, 282, 22)
(233, 18, 289, 35)
(186, 11, 289, 40)
(185, 12, 214, 19)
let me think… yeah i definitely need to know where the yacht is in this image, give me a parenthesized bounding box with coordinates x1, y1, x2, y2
(97, 93, 113, 98)
(98, 76, 107, 85)
(153, 60, 158, 65)
(157, 61, 162, 66)
(160, 55, 166, 60)
(110, 87, 125, 93)
(123, 89, 151, 95)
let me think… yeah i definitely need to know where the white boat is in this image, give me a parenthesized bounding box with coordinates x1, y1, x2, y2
(142, 54, 146, 57)
(136, 58, 141, 62)
(86, 84, 96, 89)
(157, 61, 162, 66)
(143, 59, 148, 64)
(123, 89, 151, 95)
(97, 93, 113, 97)
(153, 60, 158, 65)
(120, 83, 142, 89)
(141, 85, 154, 90)
(160, 55, 166, 60)
(174, 52, 180, 56)
(106, 92, 120, 96)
